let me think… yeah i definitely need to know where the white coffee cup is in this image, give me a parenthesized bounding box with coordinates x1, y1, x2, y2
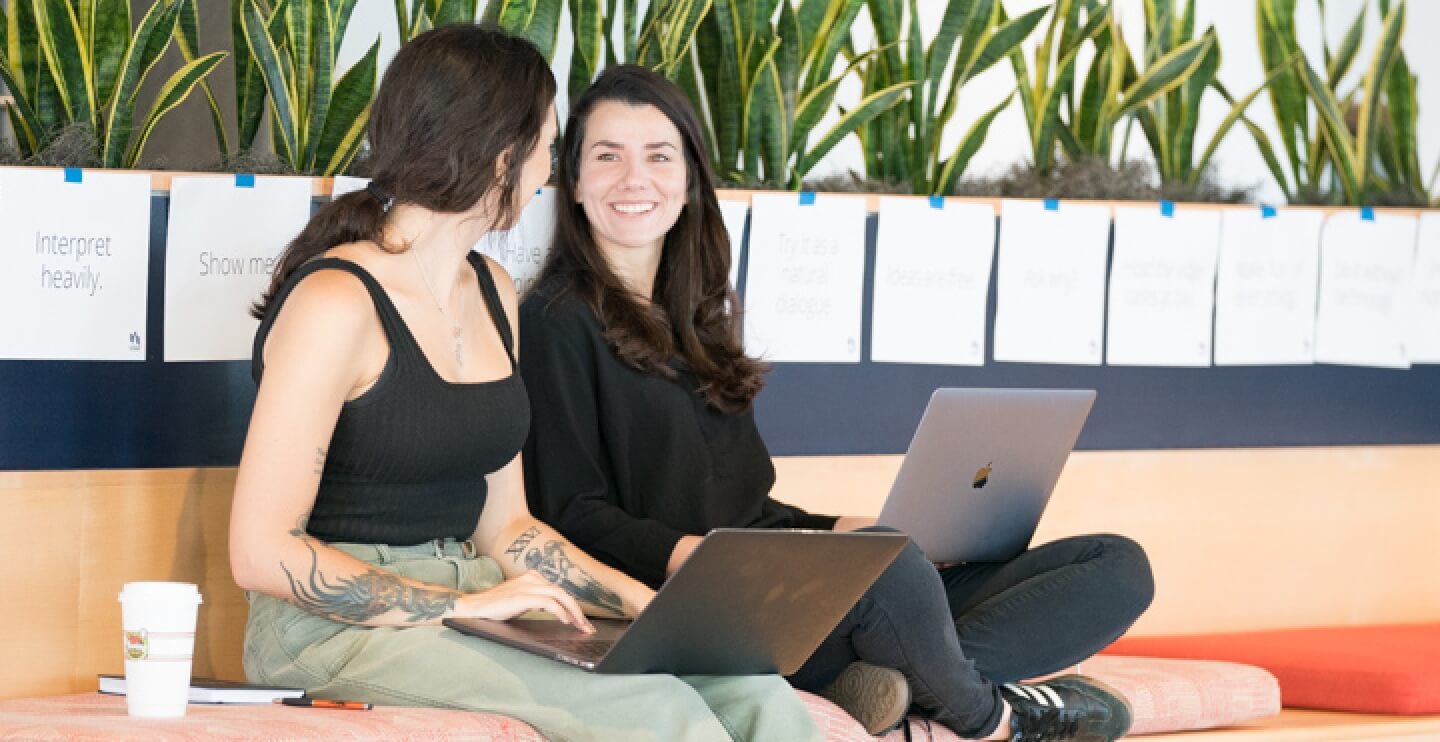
(118, 582, 203, 718)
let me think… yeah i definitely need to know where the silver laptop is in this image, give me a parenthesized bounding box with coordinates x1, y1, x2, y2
(876, 388, 1096, 564)
(444, 529, 906, 675)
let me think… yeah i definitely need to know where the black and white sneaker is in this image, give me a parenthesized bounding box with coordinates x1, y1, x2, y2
(998, 675, 1133, 742)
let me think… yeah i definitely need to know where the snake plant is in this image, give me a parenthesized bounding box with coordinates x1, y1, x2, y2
(0, 0, 226, 167)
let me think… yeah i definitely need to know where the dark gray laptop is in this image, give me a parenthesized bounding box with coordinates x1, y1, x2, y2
(444, 529, 906, 675)
(876, 388, 1096, 564)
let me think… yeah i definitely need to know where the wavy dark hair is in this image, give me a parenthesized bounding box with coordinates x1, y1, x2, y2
(253, 24, 555, 318)
(536, 65, 766, 413)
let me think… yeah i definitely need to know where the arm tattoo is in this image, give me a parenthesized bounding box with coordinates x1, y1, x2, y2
(504, 526, 540, 560)
(280, 538, 456, 623)
(504, 528, 625, 617)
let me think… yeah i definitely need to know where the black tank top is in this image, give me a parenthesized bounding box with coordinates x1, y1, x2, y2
(252, 253, 530, 545)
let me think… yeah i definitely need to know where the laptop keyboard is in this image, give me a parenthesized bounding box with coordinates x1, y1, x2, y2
(548, 638, 615, 660)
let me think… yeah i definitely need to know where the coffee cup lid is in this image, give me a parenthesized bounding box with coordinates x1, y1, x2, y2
(118, 581, 203, 604)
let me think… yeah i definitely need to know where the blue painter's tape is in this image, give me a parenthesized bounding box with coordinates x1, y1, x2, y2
(234, 173, 256, 188)
(1160, 200, 1175, 217)
(929, 195, 945, 209)
(1260, 204, 1278, 219)
(1043, 198, 1059, 211)
(64, 168, 83, 183)
(798, 191, 816, 205)
(1360, 206, 1375, 221)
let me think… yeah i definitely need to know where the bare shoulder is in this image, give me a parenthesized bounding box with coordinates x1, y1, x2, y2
(263, 266, 377, 367)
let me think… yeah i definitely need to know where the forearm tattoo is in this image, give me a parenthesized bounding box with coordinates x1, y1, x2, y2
(505, 527, 626, 617)
(280, 537, 456, 623)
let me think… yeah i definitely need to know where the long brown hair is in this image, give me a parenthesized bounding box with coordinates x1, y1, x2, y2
(253, 24, 555, 318)
(536, 65, 766, 414)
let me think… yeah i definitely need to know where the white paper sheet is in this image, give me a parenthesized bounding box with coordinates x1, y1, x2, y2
(1410, 213, 1440, 363)
(743, 193, 867, 362)
(1213, 208, 1324, 365)
(870, 198, 995, 365)
(1106, 206, 1221, 366)
(1313, 210, 1416, 369)
(331, 175, 370, 199)
(475, 187, 556, 297)
(163, 176, 314, 361)
(719, 197, 750, 289)
(0, 169, 151, 361)
(992, 200, 1111, 365)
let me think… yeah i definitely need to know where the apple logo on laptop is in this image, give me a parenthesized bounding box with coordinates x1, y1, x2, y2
(972, 462, 992, 489)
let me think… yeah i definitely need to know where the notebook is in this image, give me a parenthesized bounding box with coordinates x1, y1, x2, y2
(445, 529, 907, 675)
(876, 388, 1097, 563)
(98, 674, 305, 704)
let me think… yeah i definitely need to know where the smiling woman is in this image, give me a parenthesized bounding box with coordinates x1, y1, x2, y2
(520, 64, 1154, 741)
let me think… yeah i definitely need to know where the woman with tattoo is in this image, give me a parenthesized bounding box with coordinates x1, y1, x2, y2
(520, 65, 1156, 741)
(231, 27, 822, 741)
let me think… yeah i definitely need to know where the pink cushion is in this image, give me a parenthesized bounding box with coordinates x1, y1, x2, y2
(872, 656, 1280, 740)
(0, 693, 545, 741)
(1104, 623, 1440, 714)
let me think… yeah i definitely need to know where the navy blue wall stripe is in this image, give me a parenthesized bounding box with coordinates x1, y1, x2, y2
(2, 200, 1438, 470)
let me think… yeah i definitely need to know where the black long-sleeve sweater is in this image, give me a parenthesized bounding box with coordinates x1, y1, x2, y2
(520, 285, 838, 588)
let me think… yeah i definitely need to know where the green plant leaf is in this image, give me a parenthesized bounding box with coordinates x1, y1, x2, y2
(34, 0, 94, 126)
(1297, 56, 1361, 203)
(964, 4, 1048, 83)
(300, 0, 336, 169)
(1114, 34, 1212, 119)
(1326, 2, 1364, 87)
(168, 0, 229, 156)
(1355, 0, 1403, 189)
(799, 0, 863, 97)
(567, 0, 603, 100)
(314, 35, 377, 175)
(91, 0, 129, 108)
(1256, 0, 1307, 188)
(1194, 62, 1287, 184)
(102, 0, 182, 167)
(0, 44, 44, 152)
(123, 50, 226, 167)
(935, 90, 1012, 195)
(796, 79, 911, 177)
(243, 0, 300, 165)
(286, 0, 315, 129)
(1384, 50, 1421, 192)
(790, 45, 886, 155)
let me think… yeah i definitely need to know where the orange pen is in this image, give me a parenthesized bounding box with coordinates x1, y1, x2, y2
(277, 697, 373, 710)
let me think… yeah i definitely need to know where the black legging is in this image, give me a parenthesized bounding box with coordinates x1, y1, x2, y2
(788, 530, 1154, 737)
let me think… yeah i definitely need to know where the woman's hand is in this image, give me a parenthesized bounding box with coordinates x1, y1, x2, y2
(832, 516, 878, 532)
(457, 572, 596, 633)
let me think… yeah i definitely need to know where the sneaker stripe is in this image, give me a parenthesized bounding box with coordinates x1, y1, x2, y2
(1033, 684, 1066, 709)
(1020, 685, 1050, 706)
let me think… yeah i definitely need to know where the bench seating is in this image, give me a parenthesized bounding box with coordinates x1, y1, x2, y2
(2, 445, 1437, 738)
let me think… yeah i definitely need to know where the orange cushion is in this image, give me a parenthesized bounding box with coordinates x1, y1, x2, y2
(1102, 623, 1440, 714)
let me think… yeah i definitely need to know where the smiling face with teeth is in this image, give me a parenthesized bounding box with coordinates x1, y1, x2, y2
(574, 100, 689, 288)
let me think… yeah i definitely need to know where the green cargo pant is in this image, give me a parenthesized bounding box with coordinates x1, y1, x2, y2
(242, 539, 821, 742)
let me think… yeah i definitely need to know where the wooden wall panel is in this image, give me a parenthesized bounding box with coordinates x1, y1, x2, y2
(0, 469, 245, 701)
(2, 445, 1436, 701)
(773, 445, 1440, 636)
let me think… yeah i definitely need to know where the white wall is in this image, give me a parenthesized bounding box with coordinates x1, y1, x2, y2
(339, 0, 1440, 202)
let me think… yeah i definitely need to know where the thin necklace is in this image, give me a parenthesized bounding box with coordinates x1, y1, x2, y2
(410, 247, 465, 371)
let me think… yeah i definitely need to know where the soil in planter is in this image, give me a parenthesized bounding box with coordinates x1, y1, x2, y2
(0, 124, 101, 168)
(953, 157, 1255, 204)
